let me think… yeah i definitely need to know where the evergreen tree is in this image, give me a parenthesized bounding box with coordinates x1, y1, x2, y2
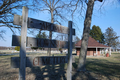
(31, 31, 48, 50)
(90, 25, 105, 44)
(36, 32, 47, 39)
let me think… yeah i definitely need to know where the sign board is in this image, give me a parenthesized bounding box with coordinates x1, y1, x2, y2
(11, 56, 67, 68)
(13, 14, 75, 35)
(12, 35, 74, 48)
(11, 56, 75, 68)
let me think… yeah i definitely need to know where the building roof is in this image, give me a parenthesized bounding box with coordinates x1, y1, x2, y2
(75, 37, 110, 48)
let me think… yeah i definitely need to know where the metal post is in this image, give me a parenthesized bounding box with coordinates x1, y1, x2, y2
(67, 21, 72, 80)
(19, 6, 28, 80)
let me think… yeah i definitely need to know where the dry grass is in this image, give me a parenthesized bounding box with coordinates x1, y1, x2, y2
(0, 53, 120, 80)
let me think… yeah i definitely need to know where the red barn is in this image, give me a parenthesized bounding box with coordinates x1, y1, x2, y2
(75, 37, 111, 56)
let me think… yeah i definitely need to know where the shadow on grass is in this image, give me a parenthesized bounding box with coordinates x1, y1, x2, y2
(29, 64, 67, 80)
(3, 54, 120, 80)
(24, 55, 67, 80)
(72, 63, 97, 80)
(27, 54, 76, 80)
(86, 58, 120, 79)
(2, 54, 67, 80)
(72, 57, 120, 80)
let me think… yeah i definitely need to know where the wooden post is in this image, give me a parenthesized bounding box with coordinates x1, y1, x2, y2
(96, 47, 97, 56)
(109, 47, 111, 56)
(67, 21, 72, 80)
(19, 6, 28, 80)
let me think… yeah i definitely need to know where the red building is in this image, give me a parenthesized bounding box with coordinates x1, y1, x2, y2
(75, 37, 111, 56)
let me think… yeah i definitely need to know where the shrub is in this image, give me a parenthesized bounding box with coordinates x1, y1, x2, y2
(59, 48, 62, 51)
(31, 47, 38, 50)
(15, 46, 20, 51)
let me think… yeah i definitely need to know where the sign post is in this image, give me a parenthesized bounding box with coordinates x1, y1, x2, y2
(67, 21, 73, 80)
(12, 7, 75, 80)
(19, 7, 28, 80)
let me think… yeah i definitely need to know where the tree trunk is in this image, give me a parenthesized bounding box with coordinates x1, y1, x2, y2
(47, 10, 54, 56)
(77, 0, 95, 71)
(39, 29, 42, 37)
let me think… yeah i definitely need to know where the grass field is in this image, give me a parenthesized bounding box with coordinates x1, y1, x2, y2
(0, 53, 120, 80)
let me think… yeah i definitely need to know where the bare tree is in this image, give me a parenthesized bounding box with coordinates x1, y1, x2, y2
(74, 36, 80, 44)
(0, 0, 31, 39)
(69, 0, 103, 71)
(104, 27, 120, 50)
(77, 0, 103, 71)
(32, 0, 70, 55)
(0, 30, 5, 40)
